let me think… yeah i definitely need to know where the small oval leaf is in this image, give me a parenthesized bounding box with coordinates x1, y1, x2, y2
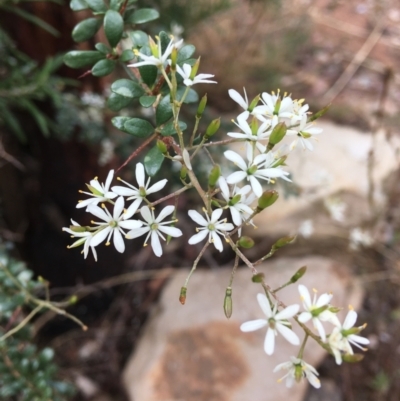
(160, 121, 187, 136)
(111, 116, 131, 131)
(123, 118, 154, 138)
(129, 8, 160, 24)
(156, 95, 173, 126)
(144, 146, 164, 177)
(111, 79, 144, 98)
(130, 30, 149, 47)
(104, 10, 124, 47)
(64, 50, 104, 69)
(85, 0, 107, 13)
(107, 93, 133, 111)
(95, 42, 110, 54)
(109, 0, 122, 11)
(177, 44, 196, 63)
(121, 49, 135, 62)
(139, 95, 156, 108)
(92, 59, 116, 76)
(72, 18, 101, 42)
(70, 0, 88, 11)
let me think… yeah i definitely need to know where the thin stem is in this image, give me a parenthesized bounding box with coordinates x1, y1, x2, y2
(189, 115, 201, 147)
(184, 241, 210, 288)
(297, 333, 309, 359)
(229, 252, 240, 287)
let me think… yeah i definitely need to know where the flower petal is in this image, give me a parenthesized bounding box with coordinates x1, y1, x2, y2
(240, 319, 267, 332)
(343, 310, 357, 330)
(257, 293, 272, 318)
(264, 327, 275, 355)
(275, 304, 299, 320)
(158, 226, 183, 237)
(188, 210, 208, 226)
(151, 231, 163, 257)
(136, 163, 145, 187)
(211, 231, 223, 252)
(188, 229, 208, 245)
(156, 205, 175, 223)
(276, 323, 300, 345)
(113, 229, 125, 253)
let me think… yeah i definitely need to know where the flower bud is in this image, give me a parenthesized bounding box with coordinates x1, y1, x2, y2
(257, 190, 279, 210)
(252, 272, 265, 283)
(229, 194, 241, 206)
(250, 118, 259, 136)
(309, 104, 330, 122)
(197, 94, 207, 117)
(248, 94, 260, 112)
(273, 235, 296, 249)
(208, 165, 221, 189)
(238, 236, 255, 249)
(180, 166, 187, 180)
(85, 184, 102, 196)
(289, 265, 307, 283)
(342, 353, 364, 363)
(205, 118, 220, 139)
(69, 225, 87, 233)
(224, 287, 233, 318)
(157, 139, 168, 154)
(190, 57, 200, 79)
(69, 295, 78, 304)
(170, 47, 178, 71)
(149, 36, 158, 57)
(179, 286, 187, 305)
(267, 122, 287, 149)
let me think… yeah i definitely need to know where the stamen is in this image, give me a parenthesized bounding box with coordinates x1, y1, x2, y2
(348, 305, 354, 310)
(106, 242, 110, 246)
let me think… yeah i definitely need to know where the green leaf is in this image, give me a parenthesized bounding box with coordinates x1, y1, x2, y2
(107, 93, 133, 111)
(109, 0, 123, 11)
(156, 95, 173, 126)
(104, 10, 124, 47)
(176, 87, 199, 104)
(111, 116, 131, 132)
(72, 18, 101, 42)
(139, 64, 158, 87)
(20, 99, 50, 137)
(177, 44, 196, 63)
(64, 50, 104, 69)
(92, 59, 116, 76)
(111, 79, 144, 98)
(121, 49, 135, 62)
(85, 0, 107, 13)
(95, 42, 110, 54)
(130, 30, 148, 47)
(144, 146, 164, 177)
(70, 0, 88, 11)
(128, 8, 160, 24)
(0, 104, 26, 143)
(160, 121, 187, 136)
(123, 118, 154, 138)
(159, 31, 170, 54)
(139, 95, 156, 107)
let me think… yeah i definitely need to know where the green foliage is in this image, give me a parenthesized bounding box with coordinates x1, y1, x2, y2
(144, 145, 164, 177)
(0, 247, 75, 401)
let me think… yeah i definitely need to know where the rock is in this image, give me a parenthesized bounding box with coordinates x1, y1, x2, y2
(123, 256, 364, 401)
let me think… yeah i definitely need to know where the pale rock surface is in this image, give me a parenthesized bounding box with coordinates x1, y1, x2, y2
(237, 120, 400, 237)
(123, 256, 364, 401)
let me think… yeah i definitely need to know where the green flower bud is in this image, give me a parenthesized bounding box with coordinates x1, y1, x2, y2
(252, 272, 265, 283)
(229, 194, 241, 206)
(342, 353, 364, 363)
(238, 236, 255, 249)
(69, 225, 87, 233)
(69, 295, 78, 304)
(271, 155, 287, 168)
(257, 190, 279, 210)
(309, 104, 330, 122)
(248, 94, 260, 112)
(149, 36, 158, 57)
(208, 164, 221, 189)
(197, 94, 207, 117)
(224, 287, 233, 318)
(205, 118, 220, 139)
(190, 57, 200, 79)
(170, 47, 178, 70)
(268, 122, 287, 148)
(289, 265, 307, 283)
(273, 235, 296, 249)
(250, 118, 259, 136)
(179, 286, 187, 305)
(157, 139, 168, 154)
(85, 183, 102, 196)
(180, 166, 187, 180)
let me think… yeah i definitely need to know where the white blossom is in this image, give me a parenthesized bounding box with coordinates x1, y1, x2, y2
(63, 220, 98, 261)
(125, 205, 182, 257)
(227, 111, 271, 142)
(288, 115, 322, 151)
(240, 293, 300, 355)
(224, 143, 290, 198)
(176, 63, 216, 86)
(76, 170, 117, 209)
(274, 356, 321, 389)
(188, 208, 234, 252)
(112, 163, 167, 218)
(253, 90, 294, 126)
(87, 197, 143, 254)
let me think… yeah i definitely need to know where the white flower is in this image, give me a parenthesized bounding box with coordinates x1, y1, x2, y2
(227, 111, 271, 142)
(240, 293, 300, 355)
(63, 220, 98, 261)
(324, 197, 346, 222)
(228, 88, 262, 119)
(349, 228, 373, 250)
(218, 177, 254, 232)
(125, 205, 182, 257)
(188, 208, 234, 252)
(290, 99, 309, 125)
(112, 163, 167, 218)
(87, 197, 143, 254)
(298, 285, 336, 341)
(328, 308, 370, 365)
(76, 170, 117, 209)
(176, 63, 216, 86)
(253, 90, 294, 126)
(129, 36, 183, 68)
(288, 114, 322, 151)
(298, 220, 314, 238)
(224, 143, 291, 198)
(274, 356, 321, 389)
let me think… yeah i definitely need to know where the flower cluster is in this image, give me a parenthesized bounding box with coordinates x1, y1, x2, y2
(240, 286, 369, 389)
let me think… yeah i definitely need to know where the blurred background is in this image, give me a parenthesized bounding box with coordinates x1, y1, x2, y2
(1, 0, 400, 400)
